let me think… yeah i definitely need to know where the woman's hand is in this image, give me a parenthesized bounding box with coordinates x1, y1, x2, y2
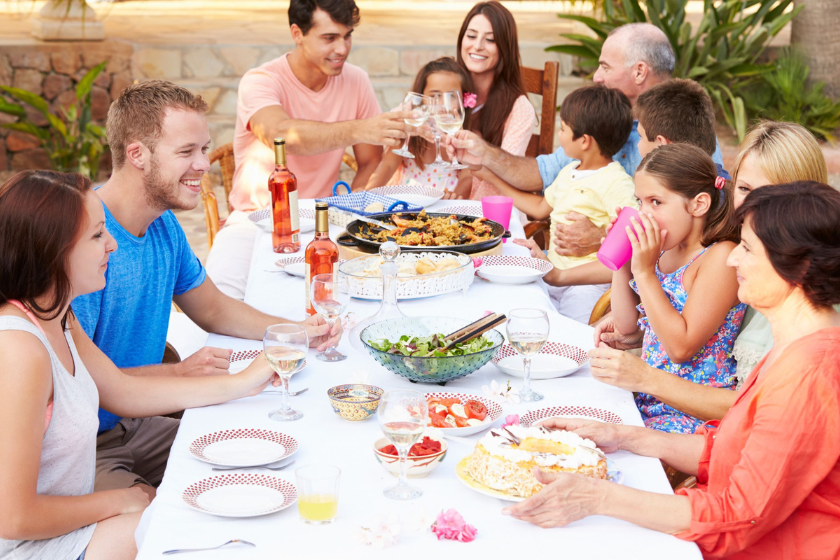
(239, 354, 281, 396)
(502, 469, 604, 527)
(513, 238, 549, 261)
(118, 486, 151, 514)
(592, 315, 643, 350)
(533, 417, 625, 453)
(589, 344, 654, 393)
(301, 315, 342, 352)
(627, 212, 667, 280)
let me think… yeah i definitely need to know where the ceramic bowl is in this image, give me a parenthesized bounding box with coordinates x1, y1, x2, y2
(372, 436, 447, 478)
(327, 384, 384, 422)
(360, 316, 504, 385)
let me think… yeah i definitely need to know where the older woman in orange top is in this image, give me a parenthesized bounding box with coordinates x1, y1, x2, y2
(503, 181, 840, 559)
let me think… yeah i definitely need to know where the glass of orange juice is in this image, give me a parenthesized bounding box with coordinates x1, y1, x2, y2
(295, 465, 340, 524)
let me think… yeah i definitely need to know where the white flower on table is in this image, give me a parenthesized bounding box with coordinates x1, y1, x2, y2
(356, 514, 402, 549)
(482, 379, 520, 404)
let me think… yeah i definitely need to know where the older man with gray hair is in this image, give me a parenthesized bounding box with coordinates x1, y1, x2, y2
(447, 23, 727, 256)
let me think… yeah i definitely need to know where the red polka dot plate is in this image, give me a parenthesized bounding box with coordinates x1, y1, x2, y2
(519, 406, 624, 427)
(435, 205, 483, 217)
(476, 256, 554, 284)
(189, 429, 299, 467)
(491, 341, 588, 379)
(424, 392, 504, 436)
(229, 349, 306, 374)
(182, 473, 297, 517)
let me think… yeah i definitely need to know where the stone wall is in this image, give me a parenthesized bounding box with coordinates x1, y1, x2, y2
(2, 38, 581, 183)
(0, 40, 134, 182)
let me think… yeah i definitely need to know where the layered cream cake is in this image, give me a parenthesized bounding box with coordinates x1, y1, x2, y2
(467, 424, 607, 497)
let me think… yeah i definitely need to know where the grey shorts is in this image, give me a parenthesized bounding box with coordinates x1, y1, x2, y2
(95, 416, 180, 491)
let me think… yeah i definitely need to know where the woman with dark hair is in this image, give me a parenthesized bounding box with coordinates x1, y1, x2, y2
(503, 181, 840, 559)
(0, 171, 278, 559)
(455, 1, 536, 200)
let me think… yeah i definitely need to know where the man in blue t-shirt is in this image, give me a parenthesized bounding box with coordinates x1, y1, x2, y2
(73, 81, 341, 500)
(446, 23, 729, 258)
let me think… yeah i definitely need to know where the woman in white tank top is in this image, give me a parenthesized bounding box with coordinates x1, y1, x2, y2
(0, 171, 280, 560)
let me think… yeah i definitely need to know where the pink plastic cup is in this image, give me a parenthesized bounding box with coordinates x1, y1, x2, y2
(597, 206, 642, 271)
(481, 196, 514, 243)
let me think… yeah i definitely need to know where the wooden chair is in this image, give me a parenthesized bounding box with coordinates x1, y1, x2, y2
(200, 142, 235, 250)
(521, 61, 560, 249)
(588, 288, 612, 325)
(342, 151, 358, 172)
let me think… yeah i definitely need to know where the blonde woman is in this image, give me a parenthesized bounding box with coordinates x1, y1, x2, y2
(728, 121, 828, 384)
(587, 121, 829, 424)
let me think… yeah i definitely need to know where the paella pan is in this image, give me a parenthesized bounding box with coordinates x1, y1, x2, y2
(336, 210, 510, 254)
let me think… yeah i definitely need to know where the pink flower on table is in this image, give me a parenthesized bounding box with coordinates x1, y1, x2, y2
(463, 92, 477, 109)
(431, 509, 477, 542)
(501, 414, 520, 428)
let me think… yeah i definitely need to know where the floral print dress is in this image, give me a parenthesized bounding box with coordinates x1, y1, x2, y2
(630, 244, 746, 434)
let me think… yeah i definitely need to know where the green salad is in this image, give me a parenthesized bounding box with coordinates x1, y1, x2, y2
(369, 333, 494, 357)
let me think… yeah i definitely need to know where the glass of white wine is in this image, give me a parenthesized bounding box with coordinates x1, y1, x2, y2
(264, 323, 308, 421)
(310, 273, 350, 362)
(378, 390, 428, 500)
(393, 92, 431, 158)
(506, 308, 549, 402)
(433, 90, 469, 170)
(429, 94, 448, 168)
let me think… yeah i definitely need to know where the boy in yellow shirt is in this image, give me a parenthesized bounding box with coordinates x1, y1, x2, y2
(484, 84, 635, 322)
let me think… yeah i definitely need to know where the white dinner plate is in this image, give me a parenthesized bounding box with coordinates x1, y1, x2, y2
(435, 205, 483, 217)
(425, 392, 503, 436)
(182, 473, 297, 517)
(491, 342, 588, 379)
(368, 185, 444, 208)
(248, 207, 316, 233)
(274, 257, 345, 278)
(455, 456, 623, 502)
(189, 428, 299, 467)
(476, 256, 553, 284)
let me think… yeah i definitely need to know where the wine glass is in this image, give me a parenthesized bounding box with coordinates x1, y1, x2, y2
(310, 272, 350, 362)
(393, 92, 431, 158)
(429, 94, 448, 168)
(506, 308, 549, 402)
(378, 390, 428, 500)
(264, 324, 308, 421)
(433, 91, 469, 170)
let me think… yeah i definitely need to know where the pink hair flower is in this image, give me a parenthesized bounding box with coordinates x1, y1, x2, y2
(463, 92, 477, 109)
(431, 509, 477, 542)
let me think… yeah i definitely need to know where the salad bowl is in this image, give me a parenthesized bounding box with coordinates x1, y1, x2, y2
(360, 317, 503, 385)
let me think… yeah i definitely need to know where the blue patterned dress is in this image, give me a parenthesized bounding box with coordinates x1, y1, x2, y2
(630, 244, 746, 434)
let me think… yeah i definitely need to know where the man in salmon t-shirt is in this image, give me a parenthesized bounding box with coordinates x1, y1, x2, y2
(207, 0, 412, 299)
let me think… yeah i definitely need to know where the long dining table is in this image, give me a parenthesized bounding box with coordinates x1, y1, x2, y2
(135, 199, 701, 559)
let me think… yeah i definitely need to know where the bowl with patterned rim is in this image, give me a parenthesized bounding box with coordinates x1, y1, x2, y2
(519, 406, 624, 427)
(360, 316, 504, 385)
(424, 392, 503, 436)
(368, 185, 445, 208)
(182, 473, 297, 517)
(491, 341, 588, 379)
(476, 255, 554, 284)
(373, 435, 447, 478)
(326, 384, 383, 421)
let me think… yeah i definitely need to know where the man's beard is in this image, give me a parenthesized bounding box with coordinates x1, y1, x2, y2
(143, 155, 196, 212)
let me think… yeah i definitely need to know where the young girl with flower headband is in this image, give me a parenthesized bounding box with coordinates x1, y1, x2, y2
(610, 143, 746, 434)
(365, 58, 474, 193)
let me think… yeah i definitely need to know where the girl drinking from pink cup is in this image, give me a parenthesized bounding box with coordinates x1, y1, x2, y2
(365, 58, 474, 193)
(611, 143, 745, 434)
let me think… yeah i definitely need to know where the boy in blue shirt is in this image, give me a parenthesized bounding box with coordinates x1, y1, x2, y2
(73, 81, 340, 500)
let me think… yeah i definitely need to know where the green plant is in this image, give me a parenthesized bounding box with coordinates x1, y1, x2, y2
(548, 0, 803, 140)
(0, 62, 108, 179)
(741, 48, 840, 144)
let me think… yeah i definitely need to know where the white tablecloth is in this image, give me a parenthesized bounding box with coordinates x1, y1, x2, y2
(136, 200, 700, 559)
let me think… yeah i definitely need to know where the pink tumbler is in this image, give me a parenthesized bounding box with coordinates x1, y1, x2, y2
(597, 207, 642, 271)
(481, 196, 514, 243)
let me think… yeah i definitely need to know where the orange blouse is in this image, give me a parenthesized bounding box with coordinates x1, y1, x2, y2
(675, 328, 840, 559)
